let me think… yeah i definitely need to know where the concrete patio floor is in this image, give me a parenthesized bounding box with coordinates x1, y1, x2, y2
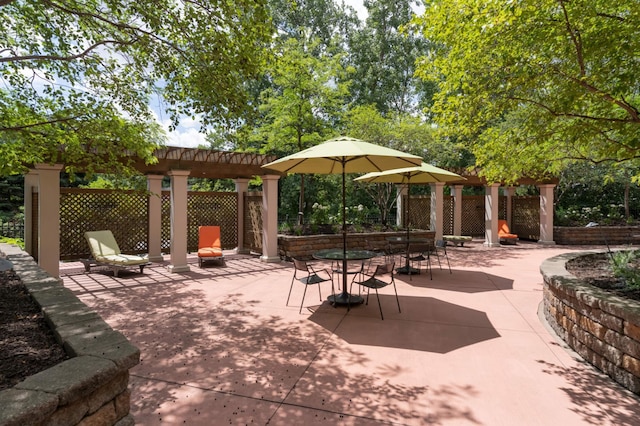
(60, 241, 640, 425)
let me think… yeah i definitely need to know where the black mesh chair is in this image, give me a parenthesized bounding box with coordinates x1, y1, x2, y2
(434, 239, 452, 273)
(287, 259, 334, 313)
(351, 262, 400, 320)
(404, 242, 434, 280)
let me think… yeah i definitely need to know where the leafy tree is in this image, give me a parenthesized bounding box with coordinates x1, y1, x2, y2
(414, 0, 640, 183)
(348, 0, 430, 114)
(251, 35, 350, 223)
(0, 0, 272, 176)
(80, 175, 148, 191)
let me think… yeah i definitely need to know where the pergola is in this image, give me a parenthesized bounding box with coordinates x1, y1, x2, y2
(393, 166, 558, 247)
(24, 147, 282, 278)
(24, 146, 558, 279)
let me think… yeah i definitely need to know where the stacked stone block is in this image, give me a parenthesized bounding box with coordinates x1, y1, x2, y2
(0, 244, 139, 426)
(541, 251, 640, 395)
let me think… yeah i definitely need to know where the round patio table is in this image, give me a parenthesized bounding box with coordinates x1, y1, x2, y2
(313, 248, 378, 306)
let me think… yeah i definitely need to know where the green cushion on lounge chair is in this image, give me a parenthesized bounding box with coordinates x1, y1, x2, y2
(84, 230, 149, 276)
(96, 253, 149, 266)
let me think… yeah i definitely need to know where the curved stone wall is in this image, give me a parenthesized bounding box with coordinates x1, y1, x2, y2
(540, 250, 640, 395)
(0, 244, 139, 426)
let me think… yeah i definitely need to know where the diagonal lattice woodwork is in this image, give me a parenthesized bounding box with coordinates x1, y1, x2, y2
(460, 196, 485, 236)
(512, 196, 540, 240)
(244, 193, 263, 253)
(402, 195, 431, 230)
(60, 188, 148, 260)
(443, 196, 454, 235)
(186, 192, 238, 252)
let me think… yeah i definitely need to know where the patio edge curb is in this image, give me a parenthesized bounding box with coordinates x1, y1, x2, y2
(0, 243, 139, 426)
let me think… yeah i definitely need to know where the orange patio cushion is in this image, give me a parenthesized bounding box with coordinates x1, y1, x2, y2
(498, 220, 518, 239)
(198, 226, 222, 256)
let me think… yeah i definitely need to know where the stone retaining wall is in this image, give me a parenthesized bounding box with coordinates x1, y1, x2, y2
(278, 230, 437, 260)
(0, 244, 139, 426)
(540, 250, 640, 395)
(554, 226, 640, 245)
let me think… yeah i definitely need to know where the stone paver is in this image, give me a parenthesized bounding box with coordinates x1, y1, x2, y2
(61, 242, 640, 425)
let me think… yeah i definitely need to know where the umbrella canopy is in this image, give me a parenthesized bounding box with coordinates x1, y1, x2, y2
(261, 136, 423, 174)
(262, 136, 422, 306)
(354, 162, 464, 184)
(355, 163, 464, 275)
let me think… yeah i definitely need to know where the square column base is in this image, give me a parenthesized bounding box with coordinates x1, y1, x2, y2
(167, 264, 191, 273)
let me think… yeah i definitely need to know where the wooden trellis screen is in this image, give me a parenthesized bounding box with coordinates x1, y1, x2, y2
(58, 188, 149, 260)
(53, 188, 241, 260)
(182, 191, 238, 252)
(512, 196, 540, 240)
(243, 192, 263, 254)
(460, 196, 485, 236)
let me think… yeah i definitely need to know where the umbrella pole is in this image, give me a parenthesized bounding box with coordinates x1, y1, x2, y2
(342, 167, 348, 305)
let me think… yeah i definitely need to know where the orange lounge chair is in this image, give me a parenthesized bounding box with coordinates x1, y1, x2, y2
(198, 225, 225, 267)
(498, 220, 518, 244)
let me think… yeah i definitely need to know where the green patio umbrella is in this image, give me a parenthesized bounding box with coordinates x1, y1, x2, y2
(355, 162, 464, 273)
(262, 136, 422, 306)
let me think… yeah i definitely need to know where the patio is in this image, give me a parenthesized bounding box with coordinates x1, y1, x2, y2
(60, 241, 640, 425)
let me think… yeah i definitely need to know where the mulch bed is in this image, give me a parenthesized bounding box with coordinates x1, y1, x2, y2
(0, 269, 68, 391)
(566, 252, 640, 302)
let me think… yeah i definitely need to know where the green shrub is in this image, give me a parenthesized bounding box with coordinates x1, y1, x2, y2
(0, 236, 24, 249)
(610, 250, 640, 289)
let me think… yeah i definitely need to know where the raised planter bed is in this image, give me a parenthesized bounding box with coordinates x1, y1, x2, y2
(0, 244, 139, 426)
(540, 250, 640, 395)
(554, 226, 640, 245)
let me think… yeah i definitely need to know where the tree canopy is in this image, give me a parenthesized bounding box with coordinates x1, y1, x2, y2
(414, 0, 640, 183)
(0, 0, 272, 176)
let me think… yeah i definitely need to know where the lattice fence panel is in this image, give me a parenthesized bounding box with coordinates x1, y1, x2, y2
(244, 193, 263, 253)
(186, 192, 238, 252)
(60, 188, 148, 260)
(31, 192, 39, 261)
(513, 196, 540, 240)
(161, 192, 171, 251)
(461, 196, 485, 236)
(499, 196, 508, 220)
(404, 195, 431, 229)
(443, 196, 454, 235)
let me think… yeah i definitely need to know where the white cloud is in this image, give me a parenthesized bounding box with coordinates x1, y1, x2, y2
(153, 111, 208, 148)
(166, 127, 207, 148)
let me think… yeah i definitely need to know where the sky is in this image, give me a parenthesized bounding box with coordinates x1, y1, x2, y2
(162, 0, 422, 148)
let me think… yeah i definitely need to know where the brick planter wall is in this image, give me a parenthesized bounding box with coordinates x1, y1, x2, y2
(554, 226, 640, 245)
(278, 230, 436, 260)
(540, 250, 640, 395)
(0, 244, 139, 426)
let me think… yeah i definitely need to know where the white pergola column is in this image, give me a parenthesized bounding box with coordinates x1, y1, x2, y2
(235, 178, 250, 254)
(452, 185, 464, 236)
(430, 182, 445, 240)
(538, 184, 556, 245)
(23, 170, 39, 257)
(396, 184, 408, 227)
(35, 163, 64, 278)
(505, 186, 516, 227)
(261, 174, 280, 263)
(167, 170, 190, 273)
(484, 183, 501, 247)
(147, 174, 164, 262)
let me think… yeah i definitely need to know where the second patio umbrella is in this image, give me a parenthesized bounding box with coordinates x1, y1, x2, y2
(355, 162, 464, 273)
(262, 136, 422, 306)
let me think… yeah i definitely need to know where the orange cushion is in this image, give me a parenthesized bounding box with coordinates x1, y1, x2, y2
(498, 220, 518, 238)
(198, 247, 223, 258)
